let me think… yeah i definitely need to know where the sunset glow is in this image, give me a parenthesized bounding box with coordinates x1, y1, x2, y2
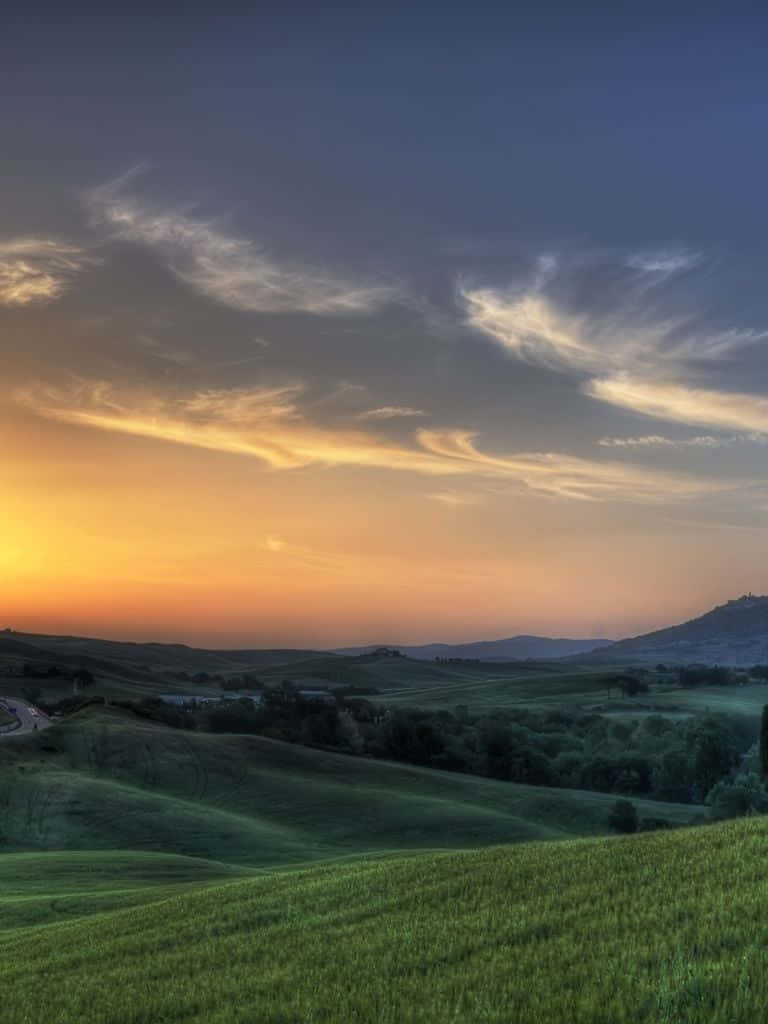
(4, 9, 768, 647)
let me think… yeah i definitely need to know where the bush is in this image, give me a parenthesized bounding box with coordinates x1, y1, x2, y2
(706, 772, 768, 820)
(608, 799, 638, 833)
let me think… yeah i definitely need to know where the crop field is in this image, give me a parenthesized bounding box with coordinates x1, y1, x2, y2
(0, 707, 702, 864)
(0, 850, 253, 930)
(2, 817, 768, 1023)
(383, 668, 626, 709)
(650, 682, 768, 720)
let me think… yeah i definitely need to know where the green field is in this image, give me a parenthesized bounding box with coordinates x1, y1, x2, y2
(2, 637, 764, 1023)
(2, 818, 768, 1023)
(0, 629, 627, 710)
(650, 682, 768, 718)
(0, 850, 253, 930)
(0, 707, 702, 865)
(383, 667, 625, 709)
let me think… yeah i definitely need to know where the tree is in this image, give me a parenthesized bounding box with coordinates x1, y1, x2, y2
(613, 675, 648, 698)
(707, 773, 768, 820)
(760, 705, 768, 780)
(608, 798, 638, 833)
(691, 725, 734, 795)
(72, 668, 95, 694)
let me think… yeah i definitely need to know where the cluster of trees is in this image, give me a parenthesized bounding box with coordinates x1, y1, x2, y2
(115, 687, 757, 808)
(17, 667, 95, 704)
(158, 669, 262, 690)
(676, 665, 738, 688)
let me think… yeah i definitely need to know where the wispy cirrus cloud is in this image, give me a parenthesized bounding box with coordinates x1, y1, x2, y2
(356, 406, 427, 421)
(427, 490, 486, 506)
(598, 434, 725, 449)
(462, 253, 768, 437)
(87, 175, 397, 315)
(13, 378, 724, 503)
(0, 238, 90, 307)
(462, 278, 760, 378)
(599, 432, 768, 449)
(626, 249, 701, 275)
(587, 377, 768, 434)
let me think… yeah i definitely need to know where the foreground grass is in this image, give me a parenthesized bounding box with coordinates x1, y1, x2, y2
(3, 818, 768, 1023)
(0, 850, 253, 930)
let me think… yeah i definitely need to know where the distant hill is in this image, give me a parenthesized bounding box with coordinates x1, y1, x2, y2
(588, 594, 768, 666)
(332, 635, 612, 661)
(0, 629, 329, 678)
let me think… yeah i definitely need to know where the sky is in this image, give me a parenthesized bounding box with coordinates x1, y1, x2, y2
(4, 4, 768, 647)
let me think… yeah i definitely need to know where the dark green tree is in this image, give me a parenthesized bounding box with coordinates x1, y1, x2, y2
(608, 798, 638, 833)
(760, 705, 768, 779)
(71, 668, 95, 695)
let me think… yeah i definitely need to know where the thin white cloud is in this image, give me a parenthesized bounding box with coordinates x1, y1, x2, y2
(626, 249, 701, 274)
(462, 286, 610, 373)
(0, 238, 90, 307)
(598, 434, 725, 449)
(356, 406, 427, 421)
(588, 376, 768, 435)
(428, 490, 486, 506)
(462, 281, 758, 378)
(463, 255, 768, 438)
(13, 378, 725, 504)
(87, 177, 396, 315)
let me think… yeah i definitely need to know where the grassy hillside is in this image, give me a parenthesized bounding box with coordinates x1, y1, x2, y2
(0, 630, 332, 699)
(650, 682, 768, 718)
(586, 594, 768, 666)
(383, 666, 625, 709)
(3, 817, 768, 1023)
(0, 628, 626, 709)
(0, 707, 702, 864)
(0, 850, 252, 930)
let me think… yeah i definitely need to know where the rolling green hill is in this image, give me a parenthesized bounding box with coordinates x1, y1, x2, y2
(3, 817, 768, 1023)
(1, 629, 644, 718)
(0, 850, 253, 930)
(0, 707, 702, 865)
(0, 630, 332, 698)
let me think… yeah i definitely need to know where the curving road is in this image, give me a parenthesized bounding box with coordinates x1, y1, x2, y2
(0, 698, 52, 736)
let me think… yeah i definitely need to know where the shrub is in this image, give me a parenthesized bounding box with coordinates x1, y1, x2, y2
(608, 799, 638, 833)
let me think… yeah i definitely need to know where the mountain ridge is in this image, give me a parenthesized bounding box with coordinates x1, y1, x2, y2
(332, 635, 612, 661)
(587, 594, 768, 665)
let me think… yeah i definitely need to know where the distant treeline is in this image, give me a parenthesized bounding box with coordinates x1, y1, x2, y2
(73, 684, 764, 817)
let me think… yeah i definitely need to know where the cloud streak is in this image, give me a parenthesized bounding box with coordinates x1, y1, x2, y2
(87, 177, 396, 315)
(428, 490, 486, 506)
(13, 378, 724, 503)
(626, 249, 701, 275)
(598, 434, 725, 449)
(356, 406, 427, 420)
(463, 254, 768, 438)
(588, 376, 768, 434)
(0, 238, 90, 307)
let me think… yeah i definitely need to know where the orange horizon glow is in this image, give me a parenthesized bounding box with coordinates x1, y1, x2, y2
(2, 402, 753, 648)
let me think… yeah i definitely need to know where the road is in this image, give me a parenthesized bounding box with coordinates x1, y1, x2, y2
(0, 698, 52, 736)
